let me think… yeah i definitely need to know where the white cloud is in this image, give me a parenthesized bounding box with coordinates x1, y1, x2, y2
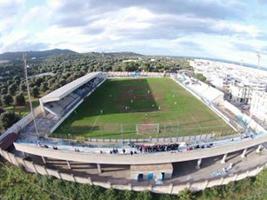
(0, 0, 267, 67)
(213, 21, 260, 37)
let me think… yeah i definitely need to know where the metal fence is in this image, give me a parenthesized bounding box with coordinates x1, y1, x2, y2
(55, 121, 236, 140)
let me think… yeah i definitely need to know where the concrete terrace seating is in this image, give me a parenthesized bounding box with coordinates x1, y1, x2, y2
(43, 76, 105, 119)
(188, 82, 223, 103)
(45, 94, 81, 118)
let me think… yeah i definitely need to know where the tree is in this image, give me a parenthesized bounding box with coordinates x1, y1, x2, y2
(194, 73, 207, 82)
(1, 87, 7, 95)
(2, 94, 13, 106)
(20, 83, 27, 92)
(0, 107, 5, 115)
(15, 93, 26, 106)
(40, 82, 48, 92)
(0, 111, 20, 129)
(136, 191, 152, 200)
(178, 189, 195, 200)
(31, 86, 39, 98)
(8, 83, 17, 96)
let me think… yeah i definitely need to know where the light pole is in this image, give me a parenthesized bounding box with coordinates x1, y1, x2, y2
(23, 54, 40, 138)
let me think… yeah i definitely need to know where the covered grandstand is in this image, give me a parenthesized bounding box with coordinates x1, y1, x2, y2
(40, 72, 106, 119)
(18, 72, 106, 137)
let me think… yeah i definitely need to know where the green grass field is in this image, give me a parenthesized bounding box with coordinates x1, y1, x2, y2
(53, 78, 234, 139)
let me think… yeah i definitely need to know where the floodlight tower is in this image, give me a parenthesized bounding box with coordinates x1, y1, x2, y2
(23, 54, 40, 138)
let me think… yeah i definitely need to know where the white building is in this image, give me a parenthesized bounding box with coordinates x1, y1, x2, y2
(190, 59, 267, 106)
(250, 91, 267, 124)
(228, 83, 252, 105)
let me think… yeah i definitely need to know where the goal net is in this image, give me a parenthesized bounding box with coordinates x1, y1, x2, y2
(136, 123, 160, 134)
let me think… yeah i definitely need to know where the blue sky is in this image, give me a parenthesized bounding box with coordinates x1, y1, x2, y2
(0, 0, 267, 67)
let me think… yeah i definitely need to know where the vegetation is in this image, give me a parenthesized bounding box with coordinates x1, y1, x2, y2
(194, 73, 207, 82)
(0, 112, 20, 130)
(54, 78, 232, 139)
(0, 161, 266, 200)
(0, 49, 191, 133)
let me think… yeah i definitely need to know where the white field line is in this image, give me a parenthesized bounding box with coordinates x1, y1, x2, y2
(90, 116, 100, 131)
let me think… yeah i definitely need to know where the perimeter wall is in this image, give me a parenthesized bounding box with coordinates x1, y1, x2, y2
(0, 148, 266, 194)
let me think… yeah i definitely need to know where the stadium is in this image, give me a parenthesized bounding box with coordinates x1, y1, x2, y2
(0, 71, 267, 194)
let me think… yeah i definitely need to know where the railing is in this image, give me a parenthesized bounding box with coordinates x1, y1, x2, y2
(47, 132, 231, 145)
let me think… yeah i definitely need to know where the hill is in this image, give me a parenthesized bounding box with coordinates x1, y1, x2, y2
(0, 49, 77, 61)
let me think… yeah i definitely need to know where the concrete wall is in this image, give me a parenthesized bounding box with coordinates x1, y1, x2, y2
(0, 149, 266, 195)
(2, 106, 42, 136)
(14, 134, 267, 165)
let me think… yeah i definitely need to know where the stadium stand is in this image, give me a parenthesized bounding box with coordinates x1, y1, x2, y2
(16, 72, 107, 138)
(40, 72, 106, 119)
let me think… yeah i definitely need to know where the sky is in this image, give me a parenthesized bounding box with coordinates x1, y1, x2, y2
(1, 0, 267, 67)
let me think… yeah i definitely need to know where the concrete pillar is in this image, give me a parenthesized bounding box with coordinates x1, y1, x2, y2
(44, 166, 49, 176)
(66, 160, 71, 169)
(186, 182, 191, 189)
(6, 151, 12, 163)
(88, 177, 92, 185)
(22, 151, 26, 158)
(41, 156, 46, 164)
(233, 174, 238, 181)
(221, 153, 227, 164)
(57, 171, 62, 179)
(256, 144, 263, 153)
(97, 163, 102, 173)
(204, 180, 209, 189)
(31, 162, 38, 174)
(196, 158, 202, 169)
(169, 184, 174, 194)
(72, 174, 76, 182)
(241, 148, 247, 158)
(128, 183, 132, 191)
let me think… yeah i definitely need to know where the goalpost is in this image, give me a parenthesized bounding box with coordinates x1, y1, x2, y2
(136, 123, 160, 134)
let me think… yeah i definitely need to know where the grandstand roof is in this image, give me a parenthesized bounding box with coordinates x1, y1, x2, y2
(40, 72, 101, 103)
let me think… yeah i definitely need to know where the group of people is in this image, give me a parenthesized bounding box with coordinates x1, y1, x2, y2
(130, 142, 215, 153)
(108, 148, 138, 155)
(131, 143, 180, 153)
(37, 140, 215, 155)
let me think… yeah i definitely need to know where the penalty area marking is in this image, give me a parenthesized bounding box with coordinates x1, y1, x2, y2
(90, 115, 100, 132)
(191, 115, 202, 129)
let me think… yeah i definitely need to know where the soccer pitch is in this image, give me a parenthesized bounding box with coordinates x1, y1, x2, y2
(53, 78, 234, 139)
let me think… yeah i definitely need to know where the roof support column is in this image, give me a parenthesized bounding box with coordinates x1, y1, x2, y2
(196, 158, 202, 169)
(221, 153, 227, 164)
(241, 148, 247, 159)
(66, 160, 71, 169)
(97, 163, 102, 174)
(41, 156, 46, 164)
(256, 144, 263, 153)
